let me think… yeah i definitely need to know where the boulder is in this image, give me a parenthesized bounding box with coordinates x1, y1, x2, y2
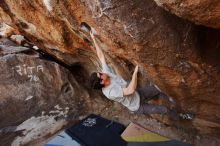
(154, 0, 220, 28)
(0, 0, 220, 145)
(0, 39, 89, 146)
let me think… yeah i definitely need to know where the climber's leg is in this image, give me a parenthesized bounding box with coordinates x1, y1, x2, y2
(136, 103, 180, 120)
(137, 85, 161, 101)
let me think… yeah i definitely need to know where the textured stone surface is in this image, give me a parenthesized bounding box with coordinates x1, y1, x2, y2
(0, 0, 220, 145)
(0, 39, 89, 146)
(154, 0, 220, 28)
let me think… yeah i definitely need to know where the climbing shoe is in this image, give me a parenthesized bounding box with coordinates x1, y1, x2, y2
(179, 113, 194, 120)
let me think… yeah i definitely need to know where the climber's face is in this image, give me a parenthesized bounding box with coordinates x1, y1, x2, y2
(97, 72, 109, 86)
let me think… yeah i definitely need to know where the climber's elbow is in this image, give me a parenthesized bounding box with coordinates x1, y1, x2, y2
(123, 87, 135, 96)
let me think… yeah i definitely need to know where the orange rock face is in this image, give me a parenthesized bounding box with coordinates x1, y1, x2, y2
(154, 0, 220, 28)
(0, 0, 220, 144)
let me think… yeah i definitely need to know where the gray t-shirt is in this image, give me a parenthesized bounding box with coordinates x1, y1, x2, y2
(101, 63, 140, 111)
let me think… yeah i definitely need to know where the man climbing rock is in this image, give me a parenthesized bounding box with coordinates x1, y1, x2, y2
(89, 30, 193, 120)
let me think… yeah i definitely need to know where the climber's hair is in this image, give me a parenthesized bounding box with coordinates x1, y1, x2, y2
(89, 72, 104, 90)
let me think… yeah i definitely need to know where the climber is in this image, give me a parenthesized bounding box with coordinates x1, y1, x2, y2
(89, 30, 193, 120)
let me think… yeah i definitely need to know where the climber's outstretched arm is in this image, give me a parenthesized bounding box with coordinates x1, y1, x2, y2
(123, 65, 139, 96)
(90, 31, 106, 65)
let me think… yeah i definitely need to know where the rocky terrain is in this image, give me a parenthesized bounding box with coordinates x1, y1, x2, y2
(0, 0, 220, 146)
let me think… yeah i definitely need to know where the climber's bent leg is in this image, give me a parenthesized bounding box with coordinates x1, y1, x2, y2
(136, 104, 168, 115)
(137, 85, 161, 101)
(136, 104, 180, 120)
